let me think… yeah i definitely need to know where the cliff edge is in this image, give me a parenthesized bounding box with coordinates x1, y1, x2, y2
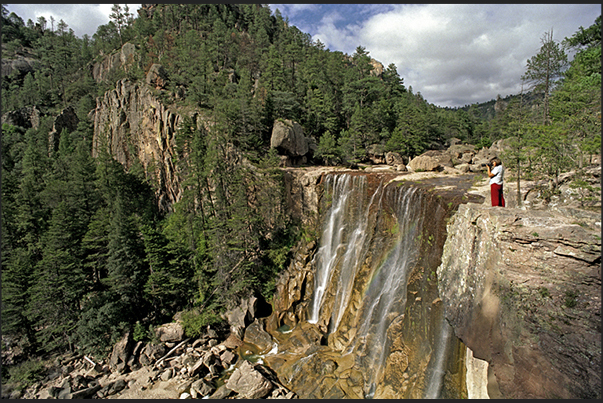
(437, 203, 601, 399)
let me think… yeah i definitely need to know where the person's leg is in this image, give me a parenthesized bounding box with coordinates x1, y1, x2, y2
(490, 184, 500, 206)
(500, 186, 505, 207)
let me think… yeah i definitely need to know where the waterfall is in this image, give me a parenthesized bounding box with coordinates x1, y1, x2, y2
(308, 173, 378, 326)
(309, 174, 429, 395)
(349, 185, 425, 397)
(271, 172, 466, 399)
(424, 318, 454, 399)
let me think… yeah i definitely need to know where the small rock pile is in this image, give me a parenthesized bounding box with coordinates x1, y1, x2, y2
(8, 298, 297, 400)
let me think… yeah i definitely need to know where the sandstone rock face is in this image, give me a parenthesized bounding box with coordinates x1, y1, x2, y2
(280, 166, 348, 228)
(437, 204, 601, 399)
(270, 119, 309, 157)
(91, 79, 201, 210)
(265, 239, 316, 334)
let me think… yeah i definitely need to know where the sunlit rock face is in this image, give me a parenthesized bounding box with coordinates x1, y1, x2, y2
(264, 172, 479, 399)
(90, 79, 209, 211)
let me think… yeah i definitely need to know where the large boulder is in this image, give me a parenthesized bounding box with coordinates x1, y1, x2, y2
(243, 319, 274, 354)
(408, 150, 454, 172)
(226, 360, 273, 399)
(447, 144, 476, 165)
(385, 151, 405, 166)
(154, 322, 184, 343)
(109, 332, 133, 374)
(270, 119, 309, 157)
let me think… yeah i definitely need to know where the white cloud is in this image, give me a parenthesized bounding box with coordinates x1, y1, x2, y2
(307, 3, 600, 107)
(5, 4, 141, 38)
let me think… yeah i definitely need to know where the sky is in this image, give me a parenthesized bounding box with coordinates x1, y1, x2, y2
(5, 3, 601, 108)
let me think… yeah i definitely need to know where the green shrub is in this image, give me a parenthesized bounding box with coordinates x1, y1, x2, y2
(133, 321, 150, 342)
(564, 290, 577, 308)
(180, 309, 222, 338)
(6, 359, 47, 391)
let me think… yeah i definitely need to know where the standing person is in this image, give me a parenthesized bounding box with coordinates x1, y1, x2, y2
(487, 157, 505, 207)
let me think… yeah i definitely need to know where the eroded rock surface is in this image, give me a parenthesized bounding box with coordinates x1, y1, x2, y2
(437, 203, 601, 399)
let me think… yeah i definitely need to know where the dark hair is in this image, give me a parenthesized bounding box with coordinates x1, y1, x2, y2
(490, 157, 501, 165)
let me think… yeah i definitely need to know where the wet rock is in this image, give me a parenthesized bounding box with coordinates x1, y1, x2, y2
(220, 349, 237, 366)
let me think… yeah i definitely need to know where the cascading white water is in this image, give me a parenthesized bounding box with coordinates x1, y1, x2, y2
(308, 174, 380, 326)
(297, 172, 460, 399)
(424, 317, 454, 399)
(349, 185, 425, 397)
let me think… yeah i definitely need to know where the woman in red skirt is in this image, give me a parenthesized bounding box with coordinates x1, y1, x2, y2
(487, 157, 505, 207)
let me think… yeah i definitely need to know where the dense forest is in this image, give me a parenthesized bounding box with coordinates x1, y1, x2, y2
(1, 3, 600, 383)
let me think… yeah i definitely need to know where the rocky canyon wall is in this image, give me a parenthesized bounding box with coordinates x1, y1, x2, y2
(263, 172, 481, 399)
(437, 203, 601, 399)
(90, 79, 208, 211)
(263, 170, 600, 399)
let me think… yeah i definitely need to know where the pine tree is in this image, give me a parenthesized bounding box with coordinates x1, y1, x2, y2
(522, 30, 569, 125)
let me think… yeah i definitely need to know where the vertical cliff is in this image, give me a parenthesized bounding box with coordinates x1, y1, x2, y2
(437, 204, 601, 399)
(90, 79, 207, 211)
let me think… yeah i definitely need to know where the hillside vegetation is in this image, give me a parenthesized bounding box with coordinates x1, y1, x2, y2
(1, 4, 600, 386)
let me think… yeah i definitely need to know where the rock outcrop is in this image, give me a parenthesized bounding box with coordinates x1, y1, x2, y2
(48, 106, 79, 154)
(1, 46, 39, 78)
(437, 203, 601, 399)
(1, 105, 40, 130)
(11, 319, 297, 400)
(91, 42, 139, 83)
(270, 119, 311, 165)
(90, 79, 202, 210)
